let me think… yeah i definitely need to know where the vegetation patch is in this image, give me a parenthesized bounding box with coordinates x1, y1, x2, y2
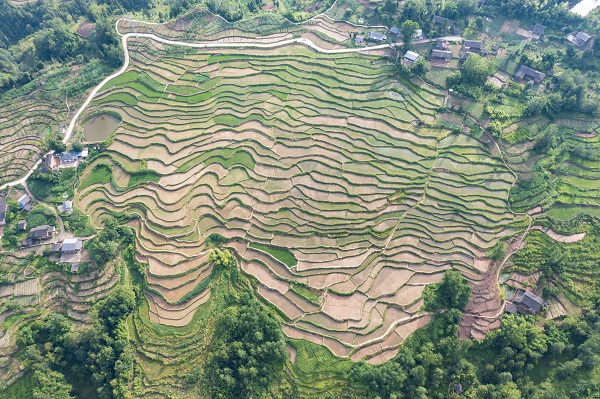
(249, 243, 297, 267)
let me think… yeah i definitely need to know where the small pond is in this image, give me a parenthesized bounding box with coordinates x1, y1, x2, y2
(83, 114, 121, 142)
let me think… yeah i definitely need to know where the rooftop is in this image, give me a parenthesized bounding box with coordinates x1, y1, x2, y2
(515, 65, 546, 83)
(29, 225, 55, 239)
(61, 238, 83, 253)
(531, 23, 546, 36)
(464, 40, 484, 49)
(389, 27, 400, 35)
(576, 31, 591, 43)
(431, 49, 452, 59)
(514, 290, 544, 313)
(18, 195, 30, 205)
(369, 32, 387, 41)
(404, 51, 420, 62)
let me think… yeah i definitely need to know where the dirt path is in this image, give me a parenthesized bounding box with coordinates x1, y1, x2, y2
(457, 115, 534, 340)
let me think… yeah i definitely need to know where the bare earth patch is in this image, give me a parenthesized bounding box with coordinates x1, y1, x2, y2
(544, 229, 586, 243)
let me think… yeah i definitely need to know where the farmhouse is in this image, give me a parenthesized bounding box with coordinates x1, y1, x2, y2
(60, 148, 88, 163)
(431, 49, 452, 60)
(17, 220, 27, 230)
(44, 154, 60, 172)
(50, 243, 62, 253)
(568, 31, 593, 48)
(514, 65, 546, 84)
(355, 35, 364, 45)
(29, 225, 55, 240)
(403, 51, 420, 65)
(463, 40, 484, 52)
(434, 15, 454, 29)
(61, 238, 83, 254)
(530, 23, 546, 38)
(0, 198, 6, 226)
(389, 26, 400, 36)
(513, 290, 544, 314)
(59, 238, 83, 271)
(414, 29, 424, 39)
(61, 200, 73, 213)
(435, 38, 448, 50)
(505, 302, 518, 314)
(368, 32, 387, 42)
(18, 194, 31, 209)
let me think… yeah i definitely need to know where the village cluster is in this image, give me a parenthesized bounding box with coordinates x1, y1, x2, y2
(0, 148, 90, 272)
(354, 14, 594, 87)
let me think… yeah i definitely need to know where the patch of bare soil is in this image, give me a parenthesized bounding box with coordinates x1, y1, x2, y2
(500, 19, 519, 33)
(545, 229, 586, 243)
(574, 131, 598, 138)
(78, 22, 96, 38)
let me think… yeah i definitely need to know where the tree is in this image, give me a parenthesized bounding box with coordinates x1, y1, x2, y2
(489, 240, 508, 261)
(461, 54, 494, 87)
(95, 286, 136, 332)
(383, 0, 397, 14)
(205, 297, 287, 398)
(424, 269, 472, 311)
(401, 20, 419, 51)
(71, 141, 84, 152)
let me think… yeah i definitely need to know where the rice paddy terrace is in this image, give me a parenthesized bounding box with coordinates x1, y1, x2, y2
(75, 29, 522, 366)
(0, 63, 109, 187)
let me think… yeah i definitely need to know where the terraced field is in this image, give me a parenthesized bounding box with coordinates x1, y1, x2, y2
(76, 37, 519, 363)
(0, 62, 111, 187)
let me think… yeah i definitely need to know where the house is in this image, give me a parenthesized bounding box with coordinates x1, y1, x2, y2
(29, 225, 56, 240)
(61, 200, 73, 213)
(530, 23, 546, 38)
(431, 49, 452, 60)
(44, 154, 61, 172)
(434, 15, 454, 28)
(0, 199, 6, 226)
(59, 148, 89, 165)
(355, 35, 365, 45)
(17, 219, 27, 230)
(513, 290, 545, 314)
(23, 204, 33, 212)
(368, 32, 387, 42)
(461, 51, 476, 60)
(389, 26, 400, 36)
(21, 238, 32, 246)
(454, 383, 465, 394)
(61, 238, 83, 254)
(435, 38, 448, 50)
(50, 243, 62, 253)
(478, 0, 486, 6)
(403, 51, 420, 65)
(415, 29, 424, 39)
(515, 65, 546, 84)
(18, 194, 31, 209)
(505, 302, 518, 314)
(574, 31, 591, 46)
(463, 40, 484, 52)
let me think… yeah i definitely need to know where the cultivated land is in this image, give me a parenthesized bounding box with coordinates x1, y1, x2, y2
(76, 27, 521, 363)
